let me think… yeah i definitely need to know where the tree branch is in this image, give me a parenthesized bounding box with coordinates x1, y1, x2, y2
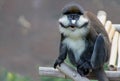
(39, 63, 120, 81)
(39, 63, 90, 81)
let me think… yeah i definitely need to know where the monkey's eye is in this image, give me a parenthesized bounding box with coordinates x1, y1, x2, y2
(68, 14, 79, 20)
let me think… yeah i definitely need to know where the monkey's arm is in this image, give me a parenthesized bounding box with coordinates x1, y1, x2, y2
(91, 34, 107, 69)
(54, 42, 67, 68)
(54, 34, 67, 68)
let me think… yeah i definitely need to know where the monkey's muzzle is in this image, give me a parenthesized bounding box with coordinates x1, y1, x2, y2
(69, 26, 76, 31)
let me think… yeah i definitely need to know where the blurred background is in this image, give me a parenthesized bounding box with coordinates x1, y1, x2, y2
(0, 0, 120, 81)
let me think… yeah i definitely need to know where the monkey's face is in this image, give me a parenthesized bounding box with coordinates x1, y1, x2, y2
(59, 14, 90, 38)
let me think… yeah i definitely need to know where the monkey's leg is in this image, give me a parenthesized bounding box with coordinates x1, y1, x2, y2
(91, 34, 109, 81)
(90, 34, 107, 69)
(93, 67, 109, 81)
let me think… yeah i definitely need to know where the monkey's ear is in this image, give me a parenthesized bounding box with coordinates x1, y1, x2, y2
(90, 34, 107, 69)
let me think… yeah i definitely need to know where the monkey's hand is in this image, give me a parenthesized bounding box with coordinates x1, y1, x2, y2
(77, 61, 92, 76)
(54, 59, 64, 68)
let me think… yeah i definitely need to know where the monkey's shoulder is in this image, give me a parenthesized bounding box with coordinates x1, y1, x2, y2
(85, 11, 104, 28)
(85, 11, 108, 38)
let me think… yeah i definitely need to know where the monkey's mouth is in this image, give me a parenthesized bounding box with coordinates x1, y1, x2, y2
(69, 26, 76, 31)
(71, 26, 75, 28)
(70, 22, 89, 29)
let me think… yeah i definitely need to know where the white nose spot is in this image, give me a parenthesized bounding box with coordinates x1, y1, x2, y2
(72, 20, 76, 24)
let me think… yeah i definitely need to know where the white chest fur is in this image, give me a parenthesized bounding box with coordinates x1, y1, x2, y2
(63, 38, 86, 62)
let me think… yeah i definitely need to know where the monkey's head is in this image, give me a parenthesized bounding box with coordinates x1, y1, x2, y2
(59, 4, 90, 38)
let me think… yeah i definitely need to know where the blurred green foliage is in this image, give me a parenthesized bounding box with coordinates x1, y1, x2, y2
(0, 67, 32, 81)
(41, 77, 72, 81)
(41, 77, 98, 81)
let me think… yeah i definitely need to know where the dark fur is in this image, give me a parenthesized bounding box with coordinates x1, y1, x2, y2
(54, 3, 110, 81)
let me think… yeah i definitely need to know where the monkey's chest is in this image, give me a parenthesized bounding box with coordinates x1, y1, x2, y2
(63, 38, 86, 62)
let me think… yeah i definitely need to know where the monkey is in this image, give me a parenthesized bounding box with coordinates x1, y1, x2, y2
(54, 3, 111, 81)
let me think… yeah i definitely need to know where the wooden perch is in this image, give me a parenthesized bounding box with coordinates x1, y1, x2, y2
(39, 63, 90, 81)
(105, 20, 112, 34)
(117, 34, 120, 71)
(97, 10, 107, 25)
(113, 24, 120, 32)
(39, 63, 120, 81)
(108, 31, 119, 70)
(109, 25, 115, 42)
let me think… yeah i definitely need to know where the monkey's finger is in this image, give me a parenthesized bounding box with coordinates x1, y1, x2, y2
(53, 63, 57, 68)
(58, 63, 61, 67)
(77, 69, 84, 76)
(83, 69, 90, 75)
(54, 61, 58, 68)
